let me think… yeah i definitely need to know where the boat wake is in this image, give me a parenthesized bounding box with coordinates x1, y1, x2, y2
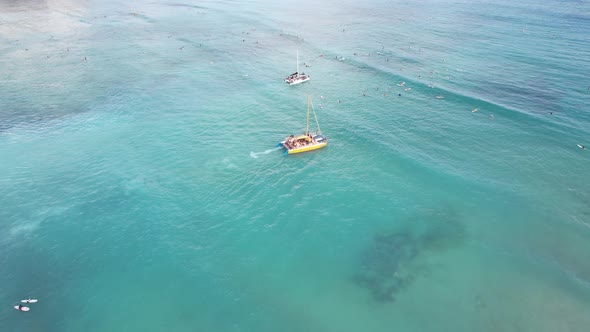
(250, 146, 282, 158)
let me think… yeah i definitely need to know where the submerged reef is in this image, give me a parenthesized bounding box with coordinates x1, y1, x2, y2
(353, 211, 464, 302)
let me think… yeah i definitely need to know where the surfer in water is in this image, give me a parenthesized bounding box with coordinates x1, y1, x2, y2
(579, 144, 586, 150)
(17, 305, 25, 311)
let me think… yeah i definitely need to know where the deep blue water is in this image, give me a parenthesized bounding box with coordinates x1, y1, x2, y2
(1, 0, 590, 331)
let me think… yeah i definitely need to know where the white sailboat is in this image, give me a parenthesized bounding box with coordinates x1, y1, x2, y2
(284, 51, 310, 85)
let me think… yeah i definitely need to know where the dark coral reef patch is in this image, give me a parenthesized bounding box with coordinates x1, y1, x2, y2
(353, 210, 464, 302)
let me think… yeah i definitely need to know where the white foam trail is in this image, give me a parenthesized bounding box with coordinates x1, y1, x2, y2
(9, 220, 42, 237)
(250, 146, 282, 158)
(7, 205, 71, 239)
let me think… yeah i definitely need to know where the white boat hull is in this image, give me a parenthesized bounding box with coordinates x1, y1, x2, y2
(287, 76, 311, 85)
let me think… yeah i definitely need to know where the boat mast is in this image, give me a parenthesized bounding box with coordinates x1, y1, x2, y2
(312, 102, 322, 135)
(306, 96, 310, 135)
(296, 50, 299, 74)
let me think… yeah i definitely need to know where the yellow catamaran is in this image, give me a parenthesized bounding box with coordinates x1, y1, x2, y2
(279, 96, 328, 155)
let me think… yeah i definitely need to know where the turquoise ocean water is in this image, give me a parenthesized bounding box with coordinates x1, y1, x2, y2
(1, 0, 590, 331)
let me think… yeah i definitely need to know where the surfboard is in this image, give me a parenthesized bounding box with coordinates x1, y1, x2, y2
(14, 305, 30, 312)
(21, 299, 38, 303)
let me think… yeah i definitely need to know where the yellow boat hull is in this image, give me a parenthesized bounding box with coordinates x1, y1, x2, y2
(287, 141, 327, 154)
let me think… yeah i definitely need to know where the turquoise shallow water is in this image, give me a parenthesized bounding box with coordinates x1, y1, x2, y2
(1, 0, 590, 331)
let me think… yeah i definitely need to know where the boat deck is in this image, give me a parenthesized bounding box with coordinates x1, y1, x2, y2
(280, 134, 327, 154)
